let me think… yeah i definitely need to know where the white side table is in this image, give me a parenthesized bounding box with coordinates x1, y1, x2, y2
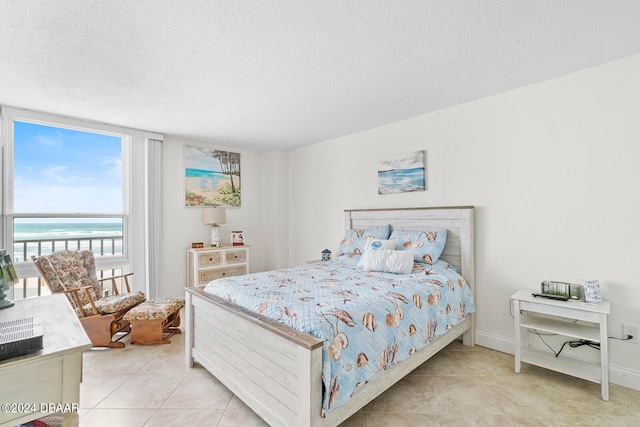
(511, 289, 610, 400)
(187, 246, 250, 287)
(0, 294, 92, 427)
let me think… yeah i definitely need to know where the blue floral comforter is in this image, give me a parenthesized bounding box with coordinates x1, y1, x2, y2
(202, 255, 475, 415)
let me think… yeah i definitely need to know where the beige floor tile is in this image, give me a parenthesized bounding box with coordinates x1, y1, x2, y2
(79, 376, 132, 408)
(79, 408, 156, 427)
(79, 336, 640, 427)
(217, 409, 270, 426)
(226, 395, 255, 412)
(363, 412, 440, 427)
(414, 375, 508, 415)
(95, 373, 187, 409)
(437, 412, 525, 427)
(363, 376, 433, 414)
(145, 408, 225, 426)
(162, 367, 233, 410)
(339, 411, 366, 427)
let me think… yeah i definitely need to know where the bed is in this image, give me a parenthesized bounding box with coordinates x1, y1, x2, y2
(185, 206, 475, 426)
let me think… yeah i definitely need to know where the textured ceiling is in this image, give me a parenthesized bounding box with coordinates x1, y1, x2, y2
(1, 1, 640, 151)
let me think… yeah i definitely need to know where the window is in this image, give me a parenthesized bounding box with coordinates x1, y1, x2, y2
(12, 120, 126, 263)
(2, 107, 163, 300)
(13, 121, 124, 214)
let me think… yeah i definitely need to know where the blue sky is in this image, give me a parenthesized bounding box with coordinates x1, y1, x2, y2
(13, 121, 123, 213)
(184, 144, 224, 172)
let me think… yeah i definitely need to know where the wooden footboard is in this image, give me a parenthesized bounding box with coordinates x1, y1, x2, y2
(186, 288, 324, 426)
(186, 287, 471, 427)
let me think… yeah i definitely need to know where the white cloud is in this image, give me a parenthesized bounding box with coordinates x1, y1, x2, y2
(34, 133, 63, 146)
(100, 156, 122, 179)
(184, 145, 221, 171)
(41, 165, 75, 184)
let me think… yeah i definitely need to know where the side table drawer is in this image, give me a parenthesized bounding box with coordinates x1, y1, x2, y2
(198, 265, 247, 283)
(199, 252, 223, 267)
(225, 249, 247, 264)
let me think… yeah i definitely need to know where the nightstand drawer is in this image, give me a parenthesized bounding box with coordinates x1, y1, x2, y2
(198, 265, 247, 283)
(199, 252, 223, 267)
(225, 249, 247, 264)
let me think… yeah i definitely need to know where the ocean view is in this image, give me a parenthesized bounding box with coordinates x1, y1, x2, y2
(377, 167, 426, 194)
(13, 222, 123, 262)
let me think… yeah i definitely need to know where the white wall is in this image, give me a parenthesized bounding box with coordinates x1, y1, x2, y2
(288, 54, 640, 389)
(260, 150, 290, 270)
(159, 138, 270, 297)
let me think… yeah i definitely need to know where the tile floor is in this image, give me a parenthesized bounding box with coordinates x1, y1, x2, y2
(78, 330, 640, 427)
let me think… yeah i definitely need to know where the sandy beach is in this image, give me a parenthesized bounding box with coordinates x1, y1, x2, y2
(185, 175, 240, 206)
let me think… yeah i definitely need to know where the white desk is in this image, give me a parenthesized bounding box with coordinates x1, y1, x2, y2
(511, 290, 610, 400)
(0, 294, 92, 427)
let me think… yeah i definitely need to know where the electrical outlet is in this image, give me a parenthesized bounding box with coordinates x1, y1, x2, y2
(622, 324, 638, 344)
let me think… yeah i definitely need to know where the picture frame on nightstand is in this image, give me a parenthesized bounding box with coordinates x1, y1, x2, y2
(231, 230, 244, 246)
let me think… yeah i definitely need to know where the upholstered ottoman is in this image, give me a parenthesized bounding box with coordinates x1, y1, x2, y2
(123, 297, 185, 344)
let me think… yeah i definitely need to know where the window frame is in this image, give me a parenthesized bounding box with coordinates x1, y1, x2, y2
(1, 107, 133, 280)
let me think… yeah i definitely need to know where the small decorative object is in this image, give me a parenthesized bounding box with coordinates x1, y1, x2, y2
(191, 242, 204, 249)
(231, 230, 244, 246)
(203, 206, 227, 246)
(583, 280, 602, 303)
(321, 249, 332, 262)
(541, 280, 579, 299)
(0, 250, 18, 309)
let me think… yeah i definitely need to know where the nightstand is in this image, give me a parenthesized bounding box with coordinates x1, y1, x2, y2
(511, 289, 610, 400)
(187, 246, 249, 287)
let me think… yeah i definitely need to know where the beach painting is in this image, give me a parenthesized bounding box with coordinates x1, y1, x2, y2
(378, 150, 426, 194)
(185, 145, 241, 207)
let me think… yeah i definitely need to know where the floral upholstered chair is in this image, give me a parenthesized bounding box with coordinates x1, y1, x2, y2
(32, 250, 146, 348)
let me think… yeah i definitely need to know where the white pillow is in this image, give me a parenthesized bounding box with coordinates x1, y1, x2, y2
(360, 249, 414, 274)
(357, 239, 398, 268)
(363, 238, 396, 252)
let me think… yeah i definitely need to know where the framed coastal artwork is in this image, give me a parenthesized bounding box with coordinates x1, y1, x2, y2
(184, 145, 241, 207)
(377, 150, 426, 194)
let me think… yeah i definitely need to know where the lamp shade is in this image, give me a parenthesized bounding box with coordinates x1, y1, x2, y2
(203, 206, 227, 225)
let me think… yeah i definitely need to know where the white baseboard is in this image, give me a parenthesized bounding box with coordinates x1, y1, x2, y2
(609, 364, 640, 391)
(475, 330, 515, 355)
(475, 330, 640, 393)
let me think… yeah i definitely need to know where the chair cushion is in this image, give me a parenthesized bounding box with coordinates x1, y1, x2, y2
(35, 250, 102, 309)
(123, 298, 185, 321)
(80, 291, 146, 316)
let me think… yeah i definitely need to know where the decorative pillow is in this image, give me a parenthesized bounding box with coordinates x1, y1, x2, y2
(390, 228, 447, 263)
(338, 224, 390, 256)
(363, 238, 396, 252)
(360, 249, 414, 274)
(358, 238, 397, 267)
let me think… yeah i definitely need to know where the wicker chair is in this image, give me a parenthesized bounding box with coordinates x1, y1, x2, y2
(32, 250, 146, 348)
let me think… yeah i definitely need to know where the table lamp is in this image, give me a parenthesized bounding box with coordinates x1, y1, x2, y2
(203, 206, 227, 246)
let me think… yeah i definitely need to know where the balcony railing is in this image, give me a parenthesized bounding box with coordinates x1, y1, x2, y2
(12, 235, 125, 300)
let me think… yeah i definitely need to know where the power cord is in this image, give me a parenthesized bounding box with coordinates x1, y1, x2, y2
(529, 329, 596, 358)
(531, 329, 633, 358)
(556, 339, 600, 356)
(611, 334, 635, 341)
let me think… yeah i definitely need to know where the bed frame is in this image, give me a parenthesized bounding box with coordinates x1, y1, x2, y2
(185, 206, 475, 427)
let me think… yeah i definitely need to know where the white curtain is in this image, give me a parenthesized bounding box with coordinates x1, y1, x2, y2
(145, 138, 163, 298)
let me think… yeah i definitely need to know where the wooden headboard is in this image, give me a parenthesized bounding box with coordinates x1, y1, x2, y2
(344, 206, 475, 299)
